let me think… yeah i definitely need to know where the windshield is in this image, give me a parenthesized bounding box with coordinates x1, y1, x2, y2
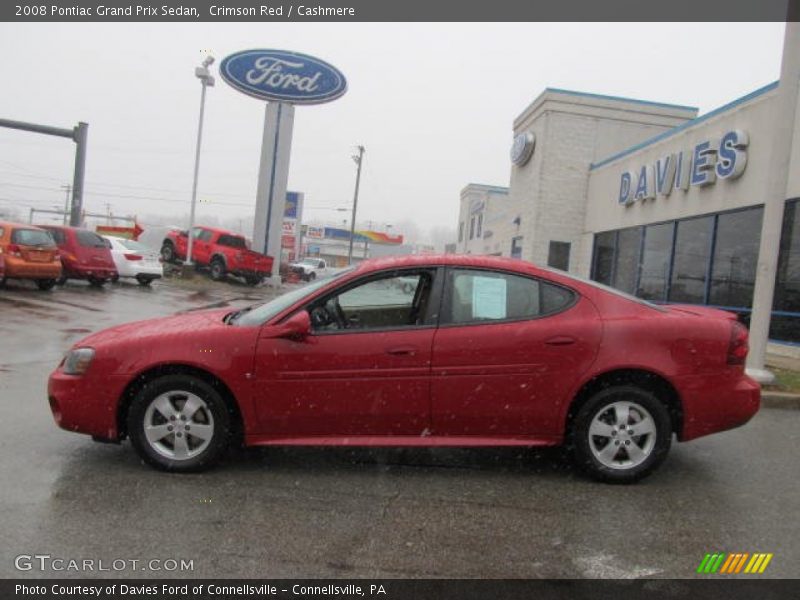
(539, 266, 667, 312)
(234, 267, 355, 326)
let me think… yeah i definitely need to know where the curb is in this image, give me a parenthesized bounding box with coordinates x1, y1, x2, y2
(761, 391, 800, 409)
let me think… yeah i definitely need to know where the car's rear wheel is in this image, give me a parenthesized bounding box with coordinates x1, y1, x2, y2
(160, 242, 176, 263)
(88, 277, 106, 287)
(56, 275, 67, 286)
(209, 259, 226, 281)
(110, 273, 120, 283)
(244, 275, 262, 286)
(127, 375, 232, 472)
(36, 279, 56, 291)
(136, 275, 153, 286)
(307, 271, 316, 281)
(572, 385, 671, 484)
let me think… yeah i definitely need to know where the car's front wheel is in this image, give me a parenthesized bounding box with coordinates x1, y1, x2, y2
(571, 385, 671, 484)
(127, 375, 232, 472)
(36, 279, 56, 291)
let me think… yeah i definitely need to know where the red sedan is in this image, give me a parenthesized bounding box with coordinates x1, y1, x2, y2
(47, 255, 759, 482)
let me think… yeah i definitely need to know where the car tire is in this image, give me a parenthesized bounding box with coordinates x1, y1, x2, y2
(88, 277, 106, 287)
(111, 273, 120, 284)
(36, 279, 56, 291)
(571, 385, 672, 484)
(209, 259, 226, 281)
(160, 242, 176, 263)
(0, 276, 6, 287)
(308, 271, 316, 281)
(127, 374, 233, 472)
(245, 276, 262, 286)
(56, 275, 67, 286)
(136, 275, 153, 286)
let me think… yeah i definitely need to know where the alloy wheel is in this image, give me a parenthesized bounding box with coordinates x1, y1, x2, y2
(143, 390, 215, 460)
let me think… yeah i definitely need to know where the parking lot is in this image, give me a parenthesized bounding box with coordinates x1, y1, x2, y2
(1, 277, 799, 579)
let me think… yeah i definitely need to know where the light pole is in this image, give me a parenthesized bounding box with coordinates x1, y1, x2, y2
(185, 55, 215, 269)
(347, 145, 365, 265)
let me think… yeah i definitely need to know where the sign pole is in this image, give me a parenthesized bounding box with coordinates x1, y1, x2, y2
(253, 102, 295, 283)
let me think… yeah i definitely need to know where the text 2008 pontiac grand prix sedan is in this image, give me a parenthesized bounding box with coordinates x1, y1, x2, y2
(48, 254, 760, 483)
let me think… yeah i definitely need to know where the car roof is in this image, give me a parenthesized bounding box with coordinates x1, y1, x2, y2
(354, 254, 541, 274)
(194, 226, 243, 236)
(0, 220, 50, 231)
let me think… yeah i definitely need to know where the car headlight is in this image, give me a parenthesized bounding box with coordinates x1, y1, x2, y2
(63, 348, 95, 375)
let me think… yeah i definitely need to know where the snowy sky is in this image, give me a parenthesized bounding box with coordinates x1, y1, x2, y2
(0, 22, 786, 243)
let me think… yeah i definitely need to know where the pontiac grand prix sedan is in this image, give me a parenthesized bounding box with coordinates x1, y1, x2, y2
(47, 255, 760, 483)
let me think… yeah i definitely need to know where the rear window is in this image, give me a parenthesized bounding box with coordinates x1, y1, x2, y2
(44, 228, 66, 244)
(119, 239, 151, 253)
(76, 230, 108, 248)
(218, 234, 247, 249)
(11, 228, 55, 247)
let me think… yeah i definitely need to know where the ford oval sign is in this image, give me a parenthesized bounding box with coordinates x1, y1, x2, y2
(220, 49, 347, 105)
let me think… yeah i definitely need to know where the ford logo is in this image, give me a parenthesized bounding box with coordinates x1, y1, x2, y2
(220, 49, 347, 105)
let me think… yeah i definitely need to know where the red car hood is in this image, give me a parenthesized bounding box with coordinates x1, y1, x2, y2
(75, 308, 232, 348)
(665, 304, 738, 321)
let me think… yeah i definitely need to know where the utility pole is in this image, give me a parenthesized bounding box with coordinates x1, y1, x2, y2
(347, 145, 365, 265)
(61, 185, 71, 225)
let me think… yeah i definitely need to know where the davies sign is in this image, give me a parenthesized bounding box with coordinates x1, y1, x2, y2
(618, 130, 749, 206)
(220, 49, 347, 105)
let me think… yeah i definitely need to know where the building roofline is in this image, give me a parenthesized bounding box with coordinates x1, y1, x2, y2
(544, 87, 699, 112)
(462, 183, 509, 194)
(514, 87, 699, 129)
(590, 80, 780, 171)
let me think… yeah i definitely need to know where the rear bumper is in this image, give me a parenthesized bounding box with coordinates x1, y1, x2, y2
(3, 257, 61, 279)
(63, 265, 117, 280)
(677, 371, 761, 441)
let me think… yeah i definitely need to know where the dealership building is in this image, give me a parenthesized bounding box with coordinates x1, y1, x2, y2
(455, 26, 800, 376)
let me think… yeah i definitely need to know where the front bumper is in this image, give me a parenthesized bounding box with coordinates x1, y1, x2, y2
(48, 367, 124, 440)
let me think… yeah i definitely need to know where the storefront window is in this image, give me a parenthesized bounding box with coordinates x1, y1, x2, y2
(615, 227, 642, 295)
(669, 216, 713, 304)
(771, 200, 800, 342)
(548, 241, 571, 271)
(638, 223, 673, 301)
(709, 207, 763, 308)
(592, 232, 615, 285)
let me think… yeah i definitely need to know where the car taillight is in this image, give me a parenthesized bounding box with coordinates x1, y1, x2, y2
(727, 321, 749, 365)
(124, 253, 143, 261)
(6, 244, 22, 257)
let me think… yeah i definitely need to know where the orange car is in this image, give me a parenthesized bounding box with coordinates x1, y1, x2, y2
(0, 221, 62, 290)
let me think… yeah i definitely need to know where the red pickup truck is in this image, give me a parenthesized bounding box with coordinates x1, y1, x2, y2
(161, 226, 273, 285)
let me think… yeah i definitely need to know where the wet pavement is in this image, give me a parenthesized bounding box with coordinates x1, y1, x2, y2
(1, 277, 799, 579)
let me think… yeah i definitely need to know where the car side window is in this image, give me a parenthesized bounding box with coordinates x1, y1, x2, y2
(443, 269, 575, 325)
(218, 235, 246, 248)
(198, 230, 214, 242)
(309, 270, 435, 333)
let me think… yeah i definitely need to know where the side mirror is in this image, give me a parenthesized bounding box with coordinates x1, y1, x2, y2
(278, 310, 311, 340)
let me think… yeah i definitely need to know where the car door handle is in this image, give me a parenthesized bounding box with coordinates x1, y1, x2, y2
(386, 345, 417, 356)
(545, 335, 576, 346)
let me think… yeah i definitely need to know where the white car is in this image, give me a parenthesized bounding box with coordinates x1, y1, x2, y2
(290, 257, 328, 281)
(103, 236, 163, 286)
